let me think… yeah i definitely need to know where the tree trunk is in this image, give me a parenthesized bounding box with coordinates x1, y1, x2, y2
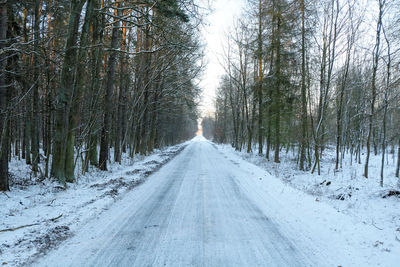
(0, 1, 9, 191)
(396, 138, 399, 178)
(65, 0, 93, 181)
(51, 0, 85, 183)
(114, 15, 127, 163)
(380, 25, 390, 187)
(31, 0, 40, 176)
(364, 0, 383, 178)
(273, 7, 281, 163)
(148, 80, 159, 153)
(299, 0, 307, 170)
(257, 0, 263, 155)
(138, 34, 152, 155)
(99, 5, 120, 170)
(85, 0, 103, 170)
(21, 8, 31, 165)
(335, 38, 352, 171)
(43, 0, 53, 178)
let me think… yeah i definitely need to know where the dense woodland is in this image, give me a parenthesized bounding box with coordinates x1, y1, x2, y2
(0, 0, 203, 190)
(205, 0, 400, 185)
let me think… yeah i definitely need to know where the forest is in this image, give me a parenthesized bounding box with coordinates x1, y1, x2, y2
(204, 0, 400, 185)
(1, 1, 400, 264)
(0, 0, 203, 190)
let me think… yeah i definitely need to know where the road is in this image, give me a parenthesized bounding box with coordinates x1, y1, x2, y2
(35, 137, 312, 266)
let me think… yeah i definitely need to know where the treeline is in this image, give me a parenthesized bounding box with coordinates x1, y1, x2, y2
(201, 116, 214, 140)
(210, 0, 400, 185)
(0, 0, 203, 190)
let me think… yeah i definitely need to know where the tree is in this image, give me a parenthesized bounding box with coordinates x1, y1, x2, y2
(311, 0, 340, 175)
(201, 117, 215, 140)
(0, 0, 9, 191)
(335, 1, 359, 170)
(380, 22, 391, 186)
(0, 0, 202, 188)
(51, 0, 86, 183)
(299, 0, 307, 170)
(99, 3, 122, 170)
(272, 0, 282, 163)
(257, 0, 264, 155)
(364, 0, 384, 179)
(212, 0, 399, 187)
(65, 0, 95, 180)
(31, 0, 40, 176)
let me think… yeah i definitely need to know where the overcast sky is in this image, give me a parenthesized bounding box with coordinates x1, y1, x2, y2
(199, 0, 244, 117)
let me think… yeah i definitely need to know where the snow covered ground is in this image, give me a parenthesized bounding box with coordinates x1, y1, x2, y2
(2, 137, 399, 266)
(217, 142, 400, 266)
(0, 142, 188, 266)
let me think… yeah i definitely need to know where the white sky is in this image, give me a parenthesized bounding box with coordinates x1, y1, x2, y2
(199, 0, 244, 117)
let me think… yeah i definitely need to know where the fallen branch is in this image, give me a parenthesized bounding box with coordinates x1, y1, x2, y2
(0, 214, 63, 233)
(2, 191, 10, 198)
(49, 214, 63, 222)
(371, 220, 383, 230)
(0, 223, 39, 233)
(382, 190, 400, 199)
(54, 185, 67, 191)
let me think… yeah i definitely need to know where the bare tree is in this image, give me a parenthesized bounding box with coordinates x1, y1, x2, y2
(364, 0, 385, 178)
(380, 23, 390, 186)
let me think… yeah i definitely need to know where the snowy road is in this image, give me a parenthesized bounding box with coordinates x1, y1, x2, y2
(35, 137, 314, 266)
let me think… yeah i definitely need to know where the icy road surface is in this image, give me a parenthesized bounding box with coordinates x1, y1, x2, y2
(35, 137, 317, 266)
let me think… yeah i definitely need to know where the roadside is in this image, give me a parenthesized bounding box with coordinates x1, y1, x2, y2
(0, 142, 188, 266)
(216, 142, 400, 266)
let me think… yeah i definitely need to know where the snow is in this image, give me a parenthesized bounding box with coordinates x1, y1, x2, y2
(217, 143, 400, 266)
(0, 142, 188, 266)
(1, 137, 399, 266)
(32, 136, 314, 266)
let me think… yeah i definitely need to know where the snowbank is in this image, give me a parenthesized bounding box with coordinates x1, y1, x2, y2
(0, 142, 188, 266)
(217, 143, 400, 266)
